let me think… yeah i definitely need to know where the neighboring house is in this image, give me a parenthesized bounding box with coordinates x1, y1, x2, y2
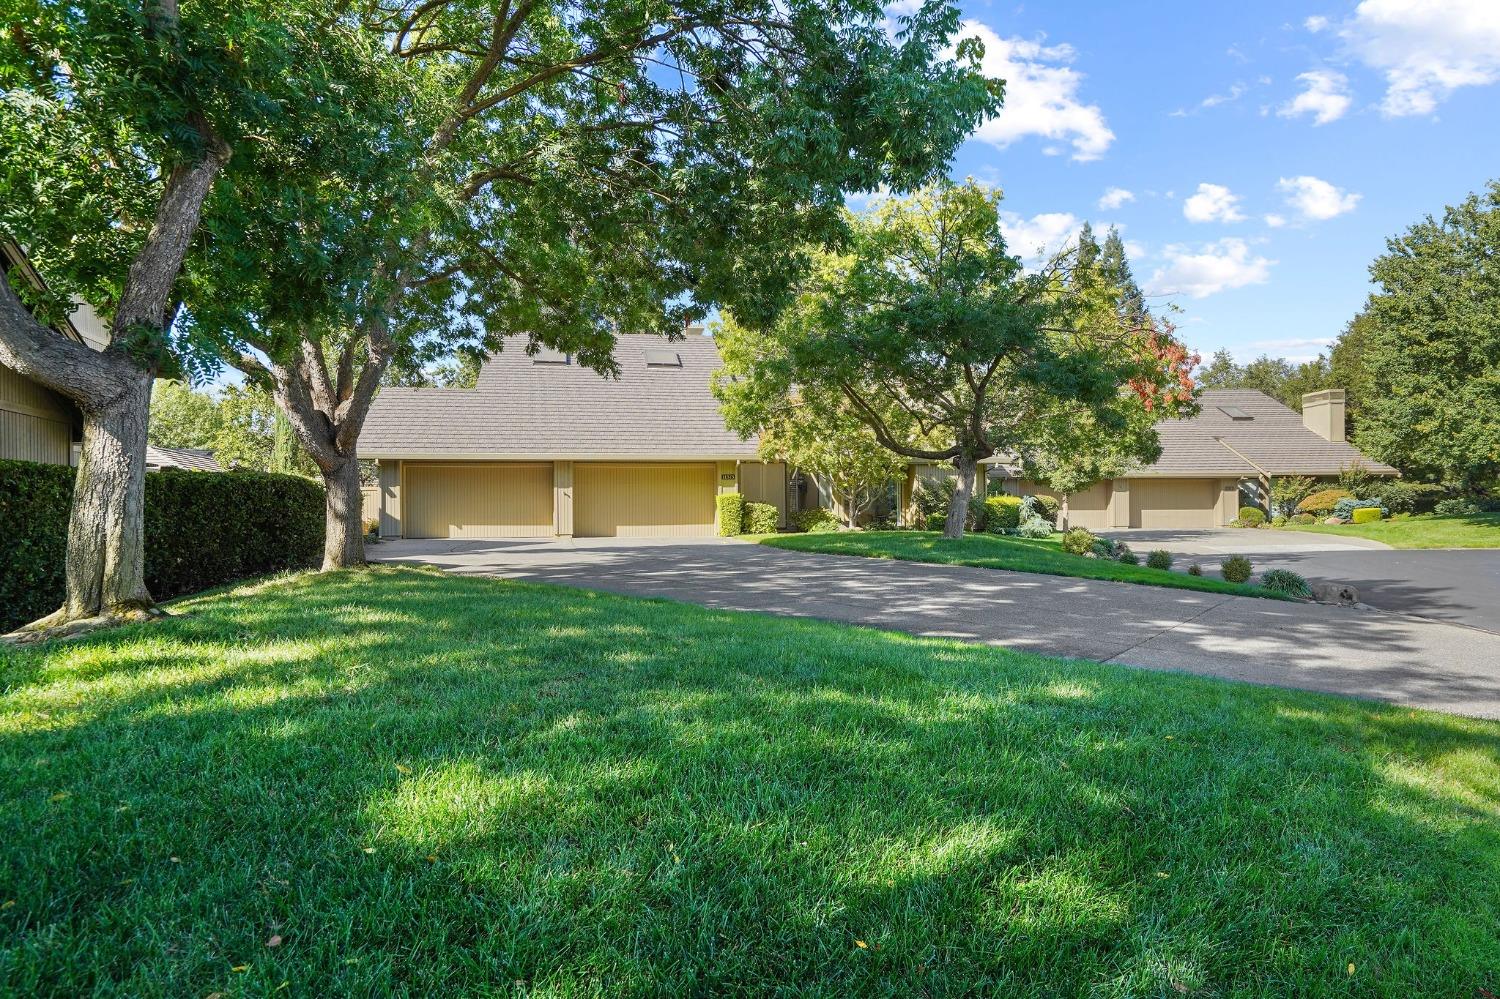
(989, 389, 1398, 529)
(362, 332, 788, 539)
(145, 445, 222, 472)
(0, 241, 111, 467)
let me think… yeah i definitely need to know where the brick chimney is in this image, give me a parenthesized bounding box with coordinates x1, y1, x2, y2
(1302, 389, 1346, 442)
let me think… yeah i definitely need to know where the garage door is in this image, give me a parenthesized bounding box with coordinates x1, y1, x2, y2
(1129, 478, 1217, 529)
(574, 462, 716, 538)
(404, 462, 553, 539)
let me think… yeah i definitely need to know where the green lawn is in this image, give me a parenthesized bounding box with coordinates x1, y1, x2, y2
(3, 569, 1498, 995)
(760, 530, 1277, 597)
(1279, 511, 1500, 549)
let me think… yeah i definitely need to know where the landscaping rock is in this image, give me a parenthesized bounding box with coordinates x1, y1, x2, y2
(1310, 582, 1359, 606)
(1323, 516, 1345, 525)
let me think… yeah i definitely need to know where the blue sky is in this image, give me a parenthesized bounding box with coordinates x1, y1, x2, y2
(912, 0, 1500, 364)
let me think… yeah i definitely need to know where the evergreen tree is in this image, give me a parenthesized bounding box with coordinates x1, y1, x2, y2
(1101, 227, 1146, 321)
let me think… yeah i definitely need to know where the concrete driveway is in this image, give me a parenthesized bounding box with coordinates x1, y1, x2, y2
(372, 536, 1500, 720)
(1103, 528, 1500, 634)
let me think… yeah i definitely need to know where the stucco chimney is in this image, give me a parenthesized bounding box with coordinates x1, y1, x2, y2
(1302, 389, 1346, 442)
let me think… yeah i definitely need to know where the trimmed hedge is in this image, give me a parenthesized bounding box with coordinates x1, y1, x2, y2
(792, 507, 840, 533)
(1352, 506, 1383, 524)
(983, 495, 1022, 532)
(743, 501, 778, 535)
(717, 493, 745, 537)
(0, 459, 324, 632)
(1297, 488, 1353, 515)
(1237, 506, 1266, 527)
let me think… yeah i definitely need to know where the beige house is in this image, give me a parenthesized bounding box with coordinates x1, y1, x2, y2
(990, 388, 1398, 529)
(0, 242, 111, 466)
(362, 333, 789, 539)
(362, 334, 1398, 539)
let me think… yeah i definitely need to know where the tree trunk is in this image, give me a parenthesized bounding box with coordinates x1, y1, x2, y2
(1059, 492, 1071, 531)
(54, 372, 157, 622)
(944, 458, 977, 539)
(320, 454, 366, 570)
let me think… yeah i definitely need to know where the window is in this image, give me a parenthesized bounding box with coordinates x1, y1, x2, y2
(1217, 405, 1253, 420)
(644, 348, 682, 368)
(531, 347, 570, 365)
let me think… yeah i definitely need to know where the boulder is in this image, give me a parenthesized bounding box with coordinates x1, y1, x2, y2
(1323, 516, 1345, 525)
(1310, 582, 1359, 606)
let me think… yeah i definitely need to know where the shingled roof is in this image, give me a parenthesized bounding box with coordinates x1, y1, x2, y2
(145, 445, 222, 472)
(361, 334, 759, 460)
(1141, 389, 1397, 477)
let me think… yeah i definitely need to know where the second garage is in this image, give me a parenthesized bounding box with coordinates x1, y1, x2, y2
(574, 462, 717, 538)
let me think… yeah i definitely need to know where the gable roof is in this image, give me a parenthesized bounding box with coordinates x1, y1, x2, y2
(1144, 389, 1397, 477)
(361, 334, 759, 460)
(145, 445, 222, 472)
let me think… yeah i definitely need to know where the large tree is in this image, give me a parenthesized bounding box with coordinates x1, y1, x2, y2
(1349, 180, 1500, 488)
(0, 1, 406, 631)
(715, 183, 1197, 538)
(183, 0, 1001, 569)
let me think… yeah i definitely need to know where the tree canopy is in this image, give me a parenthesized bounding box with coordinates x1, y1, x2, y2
(715, 183, 1197, 537)
(1348, 180, 1500, 488)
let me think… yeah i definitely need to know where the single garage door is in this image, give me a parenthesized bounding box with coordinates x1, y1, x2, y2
(1129, 478, 1217, 529)
(404, 462, 553, 539)
(574, 462, 716, 538)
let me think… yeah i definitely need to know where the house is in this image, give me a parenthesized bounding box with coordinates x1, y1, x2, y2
(145, 445, 222, 472)
(362, 332, 1397, 539)
(0, 241, 111, 467)
(361, 332, 789, 539)
(989, 388, 1398, 529)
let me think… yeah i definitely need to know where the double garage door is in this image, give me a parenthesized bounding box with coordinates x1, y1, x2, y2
(1129, 478, 1218, 529)
(402, 461, 716, 539)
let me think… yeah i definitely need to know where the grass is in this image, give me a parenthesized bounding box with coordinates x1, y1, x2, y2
(4, 569, 1499, 995)
(1279, 511, 1500, 549)
(760, 530, 1277, 598)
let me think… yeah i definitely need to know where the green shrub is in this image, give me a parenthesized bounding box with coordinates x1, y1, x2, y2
(1187, 563, 1202, 576)
(1115, 544, 1139, 566)
(1334, 497, 1386, 521)
(1237, 506, 1266, 527)
(1271, 514, 1288, 527)
(1290, 513, 1316, 525)
(1434, 497, 1483, 517)
(983, 495, 1022, 532)
(1060, 527, 1097, 556)
(742, 502, 779, 535)
(925, 511, 945, 532)
(717, 493, 745, 537)
(1374, 480, 1443, 515)
(792, 507, 840, 533)
(0, 460, 324, 633)
(1145, 549, 1173, 570)
(1297, 488, 1353, 515)
(1221, 555, 1253, 583)
(1260, 569, 1311, 597)
(1015, 497, 1053, 538)
(1090, 537, 1116, 558)
(1351, 506, 1383, 524)
(1028, 494, 1061, 524)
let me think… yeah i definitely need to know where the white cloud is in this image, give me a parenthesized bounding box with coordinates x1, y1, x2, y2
(1338, 0, 1500, 116)
(1277, 70, 1352, 124)
(1146, 239, 1274, 299)
(1263, 213, 1287, 228)
(1304, 15, 1330, 32)
(998, 211, 1080, 265)
(1097, 187, 1135, 210)
(1277, 175, 1361, 220)
(1200, 82, 1248, 108)
(960, 22, 1114, 161)
(1183, 183, 1246, 224)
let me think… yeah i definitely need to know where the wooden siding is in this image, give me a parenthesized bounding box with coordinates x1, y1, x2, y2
(739, 460, 788, 528)
(403, 462, 554, 539)
(1, 362, 73, 465)
(1128, 478, 1218, 529)
(378, 460, 403, 538)
(574, 462, 716, 538)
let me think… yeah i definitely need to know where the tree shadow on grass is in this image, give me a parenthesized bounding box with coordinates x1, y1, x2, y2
(2, 567, 1499, 997)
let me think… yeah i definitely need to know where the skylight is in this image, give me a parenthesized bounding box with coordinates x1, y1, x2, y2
(531, 347, 570, 365)
(1217, 405, 1253, 420)
(644, 348, 682, 368)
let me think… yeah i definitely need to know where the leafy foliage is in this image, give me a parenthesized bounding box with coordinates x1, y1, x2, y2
(1347, 180, 1500, 488)
(1298, 489, 1354, 515)
(743, 502, 779, 535)
(983, 496, 1022, 532)
(1237, 506, 1266, 527)
(1372, 480, 1444, 515)
(1352, 507, 1383, 524)
(150, 380, 315, 474)
(1114, 544, 1139, 566)
(0, 459, 322, 631)
(1259, 569, 1311, 597)
(1015, 496, 1053, 538)
(1221, 556, 1253, 584)
(1146, 549, 1173, 570)
(791, 508, 841, 534)
(717, 493, 745, 537)
(1270, 476, 1318, 516)
(1061, 528, 1097, 556)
